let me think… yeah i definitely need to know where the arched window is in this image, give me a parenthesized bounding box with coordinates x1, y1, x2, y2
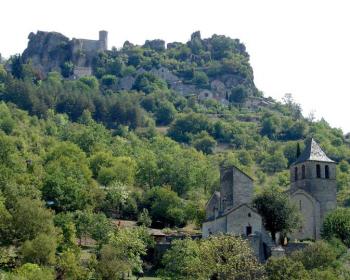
(325, 165, 330, 179)
(302, 165, 306, 179)
(316, 164, 321, 178)
(295, 167, 298, 181)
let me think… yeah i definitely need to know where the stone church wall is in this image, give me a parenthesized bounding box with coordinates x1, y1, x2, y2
(202, 216, 227, 238)
(290, 191, 321, 240)
(226, 205, 262, 236)
(232, 167, 253, 209)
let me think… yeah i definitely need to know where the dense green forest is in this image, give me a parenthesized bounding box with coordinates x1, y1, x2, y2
(0, 31, 350, 279)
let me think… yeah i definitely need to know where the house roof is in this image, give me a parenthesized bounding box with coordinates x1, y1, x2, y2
(204, 203, 261, 222)
(205, 191, 221, 208)
(220, 165, 254, 181)
(293, 138, 334, 165)
(224, 203, 260, 217)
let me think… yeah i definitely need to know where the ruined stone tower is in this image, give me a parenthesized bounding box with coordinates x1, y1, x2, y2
(99, 30, 108, 51)
(290, 138, 337, 240)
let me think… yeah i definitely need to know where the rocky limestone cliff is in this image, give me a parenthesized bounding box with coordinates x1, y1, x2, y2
(22, 31, 71, 74)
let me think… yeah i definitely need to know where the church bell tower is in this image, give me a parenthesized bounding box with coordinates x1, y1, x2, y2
(290, 138, 337, 239)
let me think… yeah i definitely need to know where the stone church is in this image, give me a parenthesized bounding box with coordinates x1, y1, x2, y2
(289, 138, 337, 240)
(202, 138, 337, 259)
(202, 165, 274, 261)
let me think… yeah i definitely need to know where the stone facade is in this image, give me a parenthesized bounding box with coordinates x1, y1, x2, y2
(71, 31, 108, 57)
(71, 31, 108, 69)
(202, 138, 336, 262)
(203, 165, 273, 262)
(289, 138, 337, 240)
(203, 204, 262, 238)
(219, 166, 254, 211)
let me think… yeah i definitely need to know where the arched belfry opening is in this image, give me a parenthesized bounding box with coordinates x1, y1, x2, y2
(325, 165, 330, 179)
(302, 165, 306, 179)
(316, 164, 321, 178)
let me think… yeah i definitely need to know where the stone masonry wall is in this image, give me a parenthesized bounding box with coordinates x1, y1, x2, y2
(226, 205, 262, 236)
(232, 167, 253, 209)
(202, 216, 227, 238)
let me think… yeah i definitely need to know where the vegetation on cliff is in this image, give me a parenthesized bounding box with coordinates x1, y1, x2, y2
(0, 30, 350, 279)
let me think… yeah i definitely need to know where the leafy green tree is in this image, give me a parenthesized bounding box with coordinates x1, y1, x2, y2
(101, 181, 130, 217)
(101, 74, 117, 87)
(290, 241, 337, 270)
(73, 210, 112, 245)
(10, 55, 24, 79)
(322, 208, 350, 247)
(97, 227, 151, 278)
(159, 238, 203, 280)
(261, 114, 281, 139)
(253, 188, 301, 241)
(135, 150, 158, 188)
(168, 113, 213, 143)
(20, 233, 57, 266)
(89, 151, 115, 178)
(43, 143, 96, 211)
(237, 150, 253, 166)
(285, 120, 307, 140)
(192, 131, 217, 154)
(89, 213, 112, 245)
(106, 57, 124, 76)
(266, 256, 310, 280)
(137, 208, 152, 227)
(283, 142, 300, 165)
(0, 194, 12, 244)
(8, 263, 55, 280)
(133, 73, 167, 94)
(57, 249, 89, 280)
(143, 187, 187, 227)
(0, 65, 7, 82)
(74, 210, 93, 245)
(192, 71, 209, 87)
(229, 86, 248, 104)
(262, 150, 288, 173)
(201, 235, 265, 280)
(54, 212, 77, 250)
(309, 268, 343, 280)
(61, 61, 74, 78)
(9, 197, 56, 243)
(155, 101, 176, 125)
(0, 118, 15, 135)
(97, 156, 136, 186)
(79, 76, 99, 90)
(95, 244, 129, 280)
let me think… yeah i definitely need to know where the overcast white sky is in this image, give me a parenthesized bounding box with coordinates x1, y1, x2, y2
(1, 0, 349, 133)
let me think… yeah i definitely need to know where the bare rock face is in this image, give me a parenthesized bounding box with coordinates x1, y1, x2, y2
(166, 42, 182, 49)
(22, 31, 71, 74)
(150, 67, 180, 84)
(211, 80, 229, 99)
(143, 39, 165, 51)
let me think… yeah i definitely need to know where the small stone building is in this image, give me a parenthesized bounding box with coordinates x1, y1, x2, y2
(289, 138, 337, 240)
(202, 138, 337, 262)
(202, 166, 274, 261)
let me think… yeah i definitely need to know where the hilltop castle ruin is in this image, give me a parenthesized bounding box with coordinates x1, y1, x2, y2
(22, 30, 108, 78)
